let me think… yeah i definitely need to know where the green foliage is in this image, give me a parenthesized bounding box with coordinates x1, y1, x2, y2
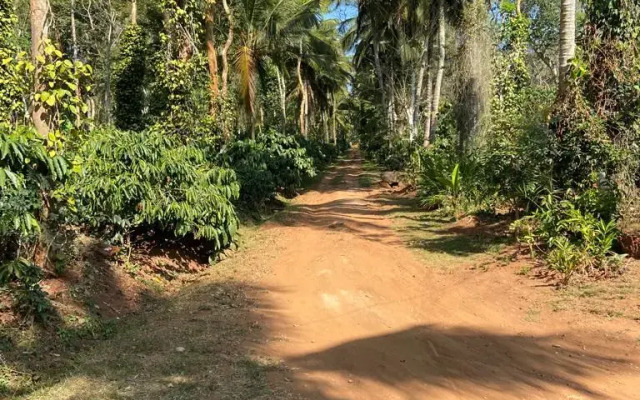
(298, 137, 339, 170)
(114, 24, 146, 131)
(32, 40, 92, 152)
(0, 125, 69, 322)
(552, 0, 640, 207)
(0, 2, 30, 125)
(483, 88, 556, 211)
(68, 127, 240, 250)
(0, 258, 52, 322)
(512, 193, 625, 284)
(221, 129, 316, 208)
(0, 124, 69, 249)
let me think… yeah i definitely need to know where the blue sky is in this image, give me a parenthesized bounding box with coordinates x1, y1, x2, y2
(323, 2, 358, 23)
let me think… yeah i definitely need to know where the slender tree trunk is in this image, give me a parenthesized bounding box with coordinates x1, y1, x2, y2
(372, 41, 388, 127)
(304, 81, 310, 138)
(30, 0, 50, 136)
(131, 0, 137, 24)
(71, 0, 78, 61)
(323, 111, 329, 143)
(297, 58, 306, 137)
(332, 94, 337, 146)
(408, 69, 417, 142)
(205, 2, 219, 116)
(221, 0, 233, 97)
(431, 0, 445, 132)
(414, 38, 428, 140)
(70, 0, 82, 127)
(388, 68, 397, 130)
(104, 21, 113, 124)
(423, 36, 434, 146)
(558, 0, 576, 95)
(276, 67, 287, 129)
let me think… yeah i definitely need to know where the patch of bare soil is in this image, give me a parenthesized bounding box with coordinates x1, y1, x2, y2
(8, 150, 640, 400)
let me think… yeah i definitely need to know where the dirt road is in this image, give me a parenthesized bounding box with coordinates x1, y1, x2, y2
(248, 152, 640, 399)
(21, 151, 639, 400)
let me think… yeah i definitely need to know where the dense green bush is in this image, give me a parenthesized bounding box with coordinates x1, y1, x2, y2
(551, 0, 640, 215)
(68, 127, 239, 250)
(512, 193, 624, 284)
(0, 125, 69, 255)
(299, 137, 339, 170)
(221, 129, 316, 208)
(0, 125, 69, 321)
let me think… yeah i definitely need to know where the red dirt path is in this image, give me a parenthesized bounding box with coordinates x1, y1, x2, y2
(247, 151, 640, 399)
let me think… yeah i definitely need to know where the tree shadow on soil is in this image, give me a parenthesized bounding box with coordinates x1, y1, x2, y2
(285, 324, 633, 400)
(2, 279, 294, 400)
(4, 275, 635, 399)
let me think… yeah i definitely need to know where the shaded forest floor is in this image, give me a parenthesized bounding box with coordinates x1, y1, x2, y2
(3, 151, 640, 399)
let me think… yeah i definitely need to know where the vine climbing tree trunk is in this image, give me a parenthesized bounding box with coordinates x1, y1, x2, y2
(30, 0, 50, 136)
(558, 0, 576, 95)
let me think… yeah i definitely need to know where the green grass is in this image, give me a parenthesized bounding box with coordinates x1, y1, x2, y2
(548, 272, 640, 321)
(357, 173, 376, 188)
(390, 206, 511, 269)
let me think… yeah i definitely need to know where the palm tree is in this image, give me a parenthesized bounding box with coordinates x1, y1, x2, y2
(558, 0, 576, 95)
(231, 0, 322, 137)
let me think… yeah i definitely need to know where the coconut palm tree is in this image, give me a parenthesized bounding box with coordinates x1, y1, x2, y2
(232, 0, 322, 137)
(558, 0, 575, 95)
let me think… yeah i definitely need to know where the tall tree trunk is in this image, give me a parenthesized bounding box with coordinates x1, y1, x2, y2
(304, 82, 310, 138)
(297, 56, 306, 137)
(414, 37, 428, 142)
(221, 0, 233, 97)
(408, 69, 417, 142)
(70, 0, 81, 127)
(558, 0, 576, 95)
(323, 111, 329, 143)
(71, 0, 78, 61)
(423, 36, 434, 147)
(276, 67, 286, 129)
(205, 1, 219, 116)
(30, 0, 50, 136)
(372, 41, 388, 127)
(104, 21, 113, 124)
(388, 68, 397, 131)
(131, 0, 137, 24)
(332, 94, 337, 146)
(431, 0, 445, 132)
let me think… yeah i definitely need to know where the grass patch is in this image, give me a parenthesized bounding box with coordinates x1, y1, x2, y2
(357, 173, 375, 188)
(549, 269, 640, 321)
(361, 160, 379, 172)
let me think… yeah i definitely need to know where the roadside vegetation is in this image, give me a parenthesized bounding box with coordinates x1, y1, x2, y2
(2, 0, 640, 397)
(0, 0, 350, 388)
(353, 0, 640, 286)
